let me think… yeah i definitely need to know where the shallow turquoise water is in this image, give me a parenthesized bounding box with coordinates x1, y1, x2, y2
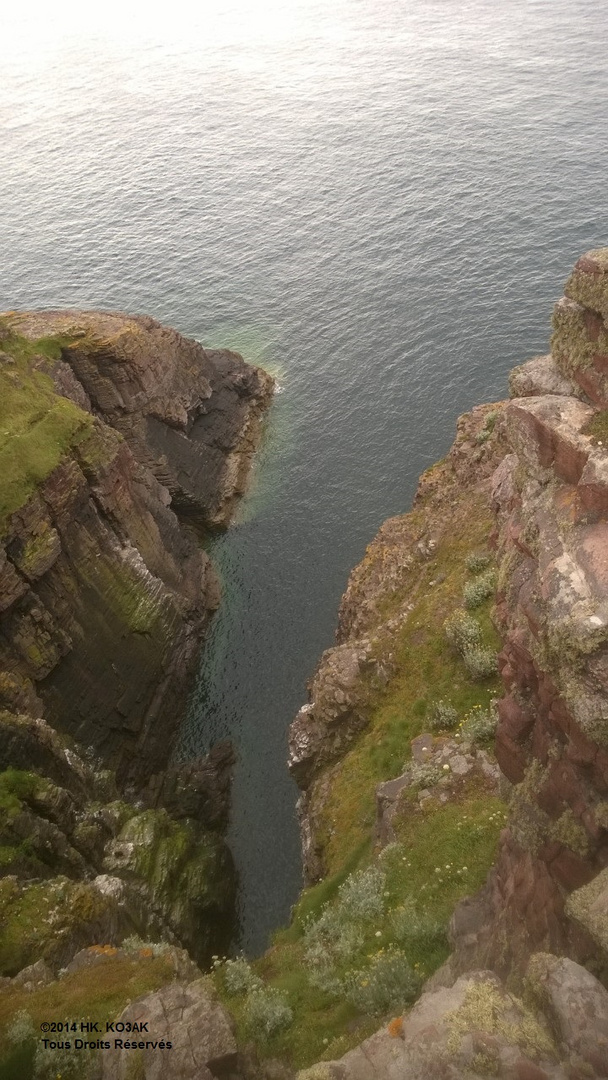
(3, 0, 608, 953)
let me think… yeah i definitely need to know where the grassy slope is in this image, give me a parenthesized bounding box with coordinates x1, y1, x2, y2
(0, 951, 177, 1078)
(0, 320, 92, 531)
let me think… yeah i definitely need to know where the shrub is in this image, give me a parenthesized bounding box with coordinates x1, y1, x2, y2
(7, 1010, 35, 1045)
(429, 700, 459, 732)
(244, 987, 293, 1038)
(462, 647, 498, 681)
(390, 902, 448, 952)
(304, 904, 364, 977)
(475, 411, 499, 443)
(460, 702, 498, 744)
(463, 570, 497, 610)
(224, 955, 263, 995)
(337, 866, 386, 922)
(408, 760, 444, 790)
(34, 1043, 97, 1079)
(444, 611, 482, 653)
(344, 947, 420, 1016)
(465, 552, 491, 574)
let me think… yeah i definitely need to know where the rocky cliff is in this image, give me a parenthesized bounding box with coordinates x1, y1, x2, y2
(278, 251, 608, 1077)
(0, 310, 271, 990)
(0, 310, 273, 784)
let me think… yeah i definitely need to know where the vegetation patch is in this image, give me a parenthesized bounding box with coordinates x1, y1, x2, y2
(0, 326, 93, 531)
(0, 952, 175, 1078)
(582, 409, 608, 447)
(0, 876, 112, 977)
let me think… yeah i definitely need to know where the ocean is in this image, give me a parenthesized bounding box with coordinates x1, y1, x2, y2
(3, 0, 608, 953)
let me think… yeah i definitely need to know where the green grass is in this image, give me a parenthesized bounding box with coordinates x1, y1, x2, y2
(0, 951, 176, 1075)
(0, 770, 40, 819)
(0, 325, 93, 531)
(212, 779, 506, 1069)
(315, 496, 501, 875)
(582, 409, 608, 446)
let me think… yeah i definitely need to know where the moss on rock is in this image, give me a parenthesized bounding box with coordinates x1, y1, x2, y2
(103, 809, 235, 965)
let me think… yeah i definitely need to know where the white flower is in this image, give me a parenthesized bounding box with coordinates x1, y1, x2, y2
(443, 764, 450, 771)
(375, 930, 382, 937)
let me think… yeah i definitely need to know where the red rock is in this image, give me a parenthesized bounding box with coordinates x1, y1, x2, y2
(549, 846, 594, 891)
(513, 1057, 551, 1080)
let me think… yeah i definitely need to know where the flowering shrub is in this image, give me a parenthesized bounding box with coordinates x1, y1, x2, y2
(224, 955, 263, 995)
(408, 760, 444, 789)
(7, 1010, 35, 1045)
(429, 700, 459, 732)
(462, 646, 498, 681)
(304, 905, 364, 979)
(303, 867, 386, 992)
(244, 987, 293, 1037)
(463, 570, 497, 610)
(35, 1043, 97, 1080)
(344, 947, 420, 1016)
(465, 552, 491, 574)
(444, 610, 482, 653)
(337, 866, 386, 922)
(459, 702, 498, 744)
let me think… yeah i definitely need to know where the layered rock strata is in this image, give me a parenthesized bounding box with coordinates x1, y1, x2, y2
(448, 253, 608, 982)
(0, 310, 273, 783)
(0, 310, 271, 976)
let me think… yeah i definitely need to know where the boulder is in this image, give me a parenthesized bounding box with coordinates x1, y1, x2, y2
(101, 980, 237, 1080)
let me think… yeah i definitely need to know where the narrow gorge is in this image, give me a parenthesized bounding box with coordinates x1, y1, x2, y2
(2, 253, 608, 1080)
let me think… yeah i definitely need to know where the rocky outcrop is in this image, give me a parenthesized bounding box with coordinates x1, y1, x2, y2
(298, 958, 608, 1080)
(101, 979, 238, 1080)
(0, 710, 234, 974)
(7, 309, 274, 528)
(0, 310, 272, 783)
(444, 255, 608, 984)
(288, 402, 508, 883)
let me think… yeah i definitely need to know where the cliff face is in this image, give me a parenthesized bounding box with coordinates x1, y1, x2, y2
(0, 310, 272, 983)
(448, 254, 608, 982)
(0, 310, 273, 785)
(280, 253, 608, 1078)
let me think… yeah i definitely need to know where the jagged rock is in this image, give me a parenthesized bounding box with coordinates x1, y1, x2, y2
(445, 260, 608, 982)
(509, 355, 583, 400)
(298, 971, 565, 1080)
(9, 309, 274, 526)
(0, 874, 124, 975)
(288, 641, 374, 786)
(100, 979, 237, 1080)
(527, 954, 608, 1075)
(566, 868, 608, 961)
(149, 739, 235, 830)
(102, 808, 235, 964)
